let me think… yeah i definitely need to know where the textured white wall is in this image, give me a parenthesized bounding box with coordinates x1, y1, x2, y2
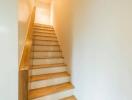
(72, 1, 132, 100)
(0, 0, 18, 100)
(51, 0, 132, 100)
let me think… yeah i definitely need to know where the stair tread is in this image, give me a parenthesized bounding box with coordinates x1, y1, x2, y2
(31, 72, 70, 82)
(32, 57, 64, 60)
(61, 96, 77, 100)
(30, 82, 74, 99)
(33, 27, 54, 29)
(33, 31, 56, 36)
(32, 51, 62, 53)
(34, 25, 53, 28)
(34, 29, 54, 32)
(33, 51, 62, 52)
(32, 50, 62, 52)
(33, 32, 55, 35)
(32, 63, 67, 69)
(32, 57, 64, 59)
(33, 40, 58, 43)
(33, 32, 55, 34)
(33, 38, 58, 42)
(34, 27, 53, 29)
(33, 44, 60, 46)
(33, 34, 56, 38)
(34, 24, 53, 28)
(33, 37, 57, 41)
(34, 30, 55, 33)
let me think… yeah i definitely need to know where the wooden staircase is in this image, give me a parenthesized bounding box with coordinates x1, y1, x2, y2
(29, 24, 76, 100)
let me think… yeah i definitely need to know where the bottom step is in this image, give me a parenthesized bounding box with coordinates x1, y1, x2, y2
(30, 83, 74, 100)
(32, 89, 73, 100)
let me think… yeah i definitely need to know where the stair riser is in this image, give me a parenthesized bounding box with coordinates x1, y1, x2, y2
(31, 77, 70, 89)
(31, 67, 67, 75)
(33, 40, 59, 46)
(33, 36, 57, 41)
(32, 89, 74, 100)
(33, 46, 60, 51)
(32, 52, 62, 58)
(32, 58, 64, 65)
(33, 33, 56, 37)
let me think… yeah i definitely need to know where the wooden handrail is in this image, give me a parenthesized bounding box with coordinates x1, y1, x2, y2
(19, 7, 36, 100)
(19, 7, 36, 70)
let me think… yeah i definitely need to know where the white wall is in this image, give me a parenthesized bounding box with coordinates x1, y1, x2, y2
(35, 2, 51, 25)
(51, 0, 132, 100)
(0, 0, 18, 100)
(51, 0, 73, 73)
(18, 0, 34, 63)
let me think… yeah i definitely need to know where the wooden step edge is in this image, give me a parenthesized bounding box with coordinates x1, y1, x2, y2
(34, 24, 53, 26)
(30, 82, 74, 99)
(33, 32, 55, 35)
(33, 39, 59, 42)
(33, 37, 57, 40)
(34, 30, 55, 33)
(33, 39, 58, 42)
(32, 57, 64, 59)
(32, 50, 62, 52)
(34, 29, 54, 31)
(33, 32, 55, 34)
(33, 31, 55, 33)
(34, 29, 55, 31)
(32, 51, 62, 52)
(33, 34, 57, 38)
(34, 25, 53, 28)
(33, 27, 54, 29)
(34, 24, 53, 28)
(32, 57, 64, 60)
(34, 27, 53, 30)
(33, 44, 60, 46)
(61, 96, 77, 100)
(32, 63, 67, 69)
(33, 34, 56, 37)
(30, 72, 70, 82)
